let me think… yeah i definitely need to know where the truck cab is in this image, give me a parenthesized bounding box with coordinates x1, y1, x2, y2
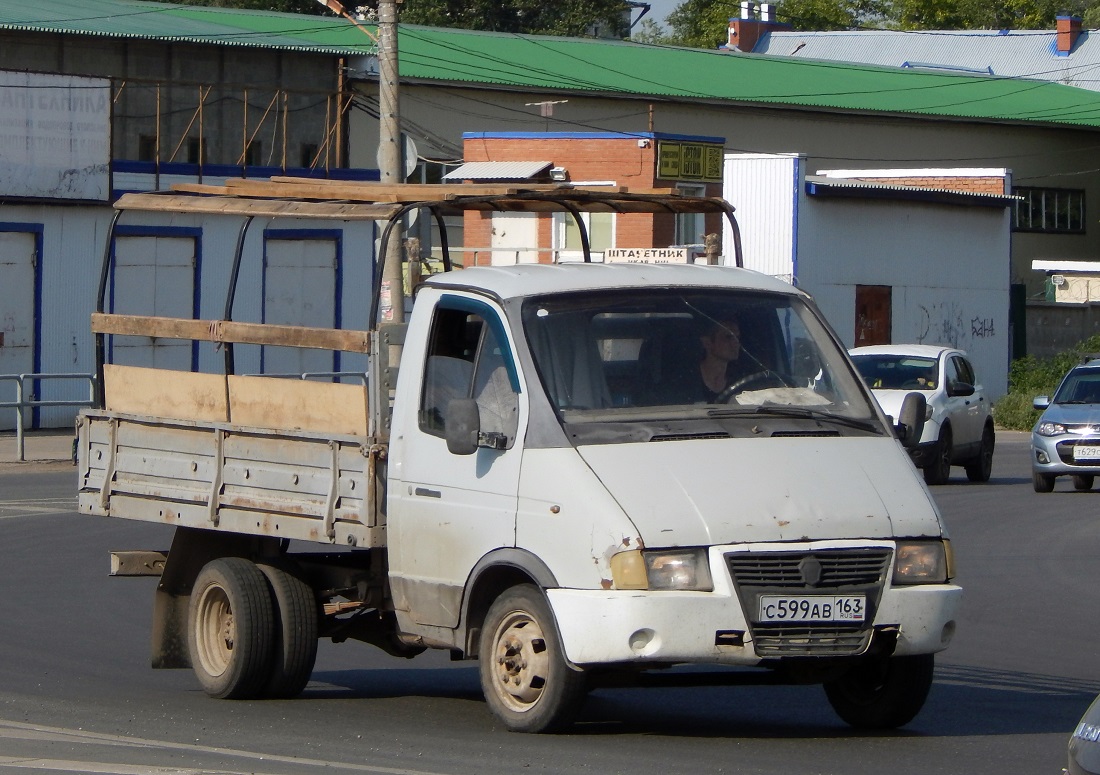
(387, 263, 959, 731)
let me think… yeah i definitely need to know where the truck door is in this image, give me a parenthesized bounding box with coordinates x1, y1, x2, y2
(388, 295, 524, 629)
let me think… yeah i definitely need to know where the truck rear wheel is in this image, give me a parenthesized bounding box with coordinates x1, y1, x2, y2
(478, 585, 587, 733)
(257, 563, 319, 699)
(823, 653, 934, 729)
(188, 557, 275, 700)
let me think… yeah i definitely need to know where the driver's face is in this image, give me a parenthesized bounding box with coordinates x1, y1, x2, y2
(703, 320, 741, 361)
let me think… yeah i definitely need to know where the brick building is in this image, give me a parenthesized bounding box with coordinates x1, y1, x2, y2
(446, 132, 725, 265)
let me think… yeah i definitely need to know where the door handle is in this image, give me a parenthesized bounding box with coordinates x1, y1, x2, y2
(413, 487, 441, 498)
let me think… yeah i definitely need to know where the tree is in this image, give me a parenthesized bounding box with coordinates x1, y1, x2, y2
(398, 0, 627, 37)
(630, 17, 671, 43)
(662, 0, 886, 49)
(664, 0, 738, 48)
(896, 0, 1091, 29)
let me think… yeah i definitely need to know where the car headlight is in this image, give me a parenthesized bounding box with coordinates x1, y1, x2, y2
(610, 549, 713, 591)
(1036, 421, 1066, 437)
(893, 540, 952, 585)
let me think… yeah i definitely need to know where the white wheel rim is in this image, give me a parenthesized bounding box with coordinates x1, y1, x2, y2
(489, 610, 550, 713)
(194, 583, 234, 678)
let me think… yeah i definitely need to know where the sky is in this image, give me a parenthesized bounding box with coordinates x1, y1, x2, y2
(645, 0, 679, 27)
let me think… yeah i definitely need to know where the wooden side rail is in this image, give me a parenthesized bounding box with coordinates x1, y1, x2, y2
(92, 313, 372, 354)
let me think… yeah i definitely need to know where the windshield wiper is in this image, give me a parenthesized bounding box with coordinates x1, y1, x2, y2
(707, 404, 882, 433)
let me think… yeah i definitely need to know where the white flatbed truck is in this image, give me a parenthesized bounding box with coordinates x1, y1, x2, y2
(77, 180, 960, 732)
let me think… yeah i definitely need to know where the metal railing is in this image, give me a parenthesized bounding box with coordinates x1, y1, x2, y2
(0, 373, 96, 462)
(243, 371, 368, 386)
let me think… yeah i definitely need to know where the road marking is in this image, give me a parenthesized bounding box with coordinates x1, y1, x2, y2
(0, 757, 253, 774)
(0, 719, 454, 775)
(0, 498, 75, 520)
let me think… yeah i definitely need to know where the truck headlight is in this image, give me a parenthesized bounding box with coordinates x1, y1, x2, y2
(610, 549, 713, 591)
(1036, 421, 1066, 437)
(893, 539, 953, 585)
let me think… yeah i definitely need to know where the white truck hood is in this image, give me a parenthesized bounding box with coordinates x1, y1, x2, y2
(576, 436, 940, 548)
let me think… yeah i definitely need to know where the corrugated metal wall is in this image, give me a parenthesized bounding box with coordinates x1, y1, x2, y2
(722, 153, 798, 281)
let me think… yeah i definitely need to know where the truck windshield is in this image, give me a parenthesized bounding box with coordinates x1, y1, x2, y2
(522, 288, 880, 433)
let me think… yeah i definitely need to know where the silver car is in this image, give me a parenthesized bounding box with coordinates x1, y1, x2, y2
(1031, 358, 1100, 492)
(1070, 692, 1100, 775)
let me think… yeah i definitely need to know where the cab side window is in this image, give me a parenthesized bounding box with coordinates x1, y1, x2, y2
(419, 305, 519, 445)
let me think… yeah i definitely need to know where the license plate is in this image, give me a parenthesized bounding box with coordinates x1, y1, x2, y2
(758, 595, 866, 623)
(1076, 445, 1100, 461)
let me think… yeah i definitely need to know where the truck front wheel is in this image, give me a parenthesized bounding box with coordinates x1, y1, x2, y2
(188, 557, 275, 699)
(478, 585, 587, 733)
(823, 653, 934, 729)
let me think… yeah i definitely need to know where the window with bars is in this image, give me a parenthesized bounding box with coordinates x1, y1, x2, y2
(1014, 187, 1085, 233)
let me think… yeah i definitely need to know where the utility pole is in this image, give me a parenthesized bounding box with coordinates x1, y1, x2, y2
(377, 0, 404, 323)
(318, 0, 405, 323)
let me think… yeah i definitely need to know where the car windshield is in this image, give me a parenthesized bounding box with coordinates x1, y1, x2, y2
(521, 288, 881, 438)
(1054, 368, 1100, 404)
(851, 354, 939, 391)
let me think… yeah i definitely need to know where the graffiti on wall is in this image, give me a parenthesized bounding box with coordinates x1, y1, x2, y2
(915, 302, 997, 347)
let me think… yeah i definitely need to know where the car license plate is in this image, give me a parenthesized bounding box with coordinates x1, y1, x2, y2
(1076, 445, 1100, 461)
(758, 595, 866, 623)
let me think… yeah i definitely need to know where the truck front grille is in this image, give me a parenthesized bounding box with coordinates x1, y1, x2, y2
(726, 548, 891, 588)
(725, 548, 891, 658)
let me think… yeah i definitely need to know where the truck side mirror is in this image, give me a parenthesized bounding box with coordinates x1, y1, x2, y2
(445, 398, 480, 456)
(897, 392, 927, 450)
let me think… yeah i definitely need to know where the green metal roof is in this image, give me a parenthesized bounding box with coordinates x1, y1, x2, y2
(3, 0, 1100, 129)
(0, 0, 376, 55)
(397, 25, 1100, 129)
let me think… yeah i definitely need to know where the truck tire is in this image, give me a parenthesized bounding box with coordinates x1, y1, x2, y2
(188, 557, 275, 700)
(257, 563, 319, 699)
(823, 653, 934, 729)
(478, 584, 587, 733)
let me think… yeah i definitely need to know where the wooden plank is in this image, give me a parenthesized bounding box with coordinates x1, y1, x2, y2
(104, 364, 228, 422)
(228, 375, 368, 436)
(92, 313, 372, 353)
(263, 179, 568, 197)
(114, 192, 401, 221)
(217, 179, 558, 203)
(115, 184, 731, 220)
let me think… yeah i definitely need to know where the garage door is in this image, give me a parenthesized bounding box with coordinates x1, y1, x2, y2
(0, 230, 36, 431)
(261, 233, 339, 375)
(109, 233, 197, 370)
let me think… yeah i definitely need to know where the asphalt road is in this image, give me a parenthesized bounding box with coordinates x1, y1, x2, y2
(0, 430, 1094, 775)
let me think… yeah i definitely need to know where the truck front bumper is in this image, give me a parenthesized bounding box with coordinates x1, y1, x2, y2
(547, 575, 961, 667)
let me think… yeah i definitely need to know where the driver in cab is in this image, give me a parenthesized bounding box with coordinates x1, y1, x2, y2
(668, 317, 752, 404)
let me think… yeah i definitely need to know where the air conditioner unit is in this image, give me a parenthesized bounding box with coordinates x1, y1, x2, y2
(1052, 274, 1066, 287)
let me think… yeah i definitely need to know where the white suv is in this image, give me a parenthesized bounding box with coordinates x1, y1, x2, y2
(849, 345, 995, 484)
